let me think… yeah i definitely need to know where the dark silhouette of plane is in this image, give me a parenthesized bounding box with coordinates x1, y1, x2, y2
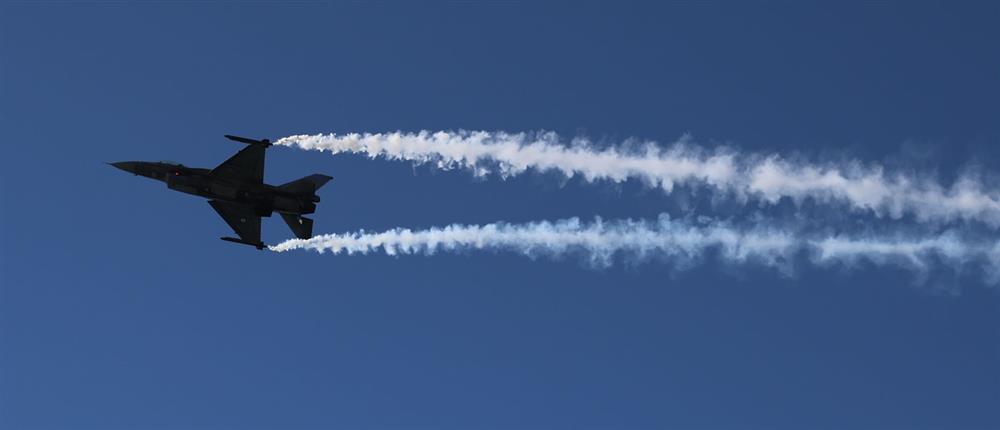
(110, 135, 331, 250)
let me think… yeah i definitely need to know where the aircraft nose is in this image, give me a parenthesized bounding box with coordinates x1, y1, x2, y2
(109, 161, 138, 174)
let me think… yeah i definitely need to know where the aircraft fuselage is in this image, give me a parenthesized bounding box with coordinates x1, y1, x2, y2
(110, 161, 317, 217)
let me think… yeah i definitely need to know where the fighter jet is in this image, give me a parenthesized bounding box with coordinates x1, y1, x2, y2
(110, 135, 331, 250)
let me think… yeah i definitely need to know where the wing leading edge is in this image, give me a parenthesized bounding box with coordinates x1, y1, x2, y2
(211, 143, 266, 184)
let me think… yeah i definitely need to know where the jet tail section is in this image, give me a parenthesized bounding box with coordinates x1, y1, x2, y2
(279, 174, 332, 195)
(281, 213, 314, 239)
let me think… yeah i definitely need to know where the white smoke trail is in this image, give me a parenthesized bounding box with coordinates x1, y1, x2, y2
(269, 216, 1000, 282)
(275, 131, 1000, 227)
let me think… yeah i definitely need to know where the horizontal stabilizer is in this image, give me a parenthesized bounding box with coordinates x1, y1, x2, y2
(281, 213, 314, 239)
(279, 174, 332, 195)
(224, 135, 271, 147)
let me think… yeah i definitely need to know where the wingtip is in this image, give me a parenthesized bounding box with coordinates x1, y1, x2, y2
(220, 236, 268, 250)
(224, 134, 272, 147)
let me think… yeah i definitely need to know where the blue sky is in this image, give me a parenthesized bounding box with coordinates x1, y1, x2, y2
(2, 2, 999, 429)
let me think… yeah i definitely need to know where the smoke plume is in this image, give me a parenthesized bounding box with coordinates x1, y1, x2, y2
(276, 131, 1000, 227)
(269, 215, 1000, 283)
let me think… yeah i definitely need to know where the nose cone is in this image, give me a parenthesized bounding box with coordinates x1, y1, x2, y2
(109, 161, 138, 174)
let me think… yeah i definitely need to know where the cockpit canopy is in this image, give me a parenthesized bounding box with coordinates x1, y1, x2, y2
(158, 160, 184, 166)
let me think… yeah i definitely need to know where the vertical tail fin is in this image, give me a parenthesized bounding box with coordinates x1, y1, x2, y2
(280, 213, 314, 239)
(279, 174, 332, 195)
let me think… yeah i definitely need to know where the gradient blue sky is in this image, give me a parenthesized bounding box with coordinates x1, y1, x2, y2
(2, 2, 999, 429)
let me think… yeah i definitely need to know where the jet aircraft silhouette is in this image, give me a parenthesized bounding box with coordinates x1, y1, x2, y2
(111, 135, 331, 249)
